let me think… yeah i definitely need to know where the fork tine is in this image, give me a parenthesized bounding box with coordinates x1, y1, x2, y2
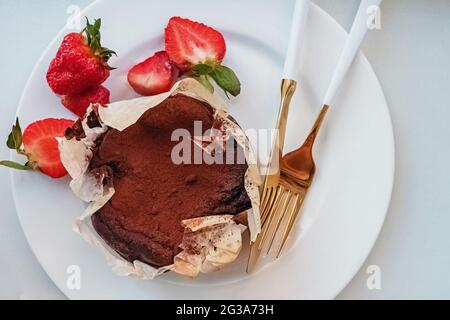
(276, 194, 304, 257)
(261, 187, 281, 224)
(248, 187, 279, 268)
(248, 184, 283, 271)
(247, 187, 288, 271)
(266, 191, 296, 254)
(261, 189, 290, 254)
(258, 186, 285, 250)
(265, 190, 293, 254)
(246, 232, 263, 272)
(260, 187, 274, 221)
(260, 187, 271, 211)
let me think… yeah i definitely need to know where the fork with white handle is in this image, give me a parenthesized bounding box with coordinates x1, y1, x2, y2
(248, 0, 383, 272)
(247, 0, 310, 272)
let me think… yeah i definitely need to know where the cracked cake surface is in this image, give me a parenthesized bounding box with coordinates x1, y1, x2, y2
(89, 94, 251, 267)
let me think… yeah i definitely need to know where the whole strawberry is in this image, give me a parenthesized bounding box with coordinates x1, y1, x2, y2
(1, 118, 74, 178)
(46, 18, 116, 95)
(62, 85, 110, 117)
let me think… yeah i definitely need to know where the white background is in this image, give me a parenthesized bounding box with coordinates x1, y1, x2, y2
(0, 0, 449, 299)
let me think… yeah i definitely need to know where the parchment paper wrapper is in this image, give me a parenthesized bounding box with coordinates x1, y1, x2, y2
(59, 78, 261, 279)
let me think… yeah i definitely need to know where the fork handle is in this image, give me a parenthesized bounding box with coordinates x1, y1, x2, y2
(304, 104, 329, 148)
(277, 79, 298, 153)
(323, 0, 383, 105)
(282, 0, 310, 81)
(266, 79, 297, 177)
(261, 78, 297, 194)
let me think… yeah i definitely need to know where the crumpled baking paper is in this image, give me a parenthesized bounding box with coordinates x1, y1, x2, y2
(59, 78, 261, 279)
(174, 214, 248, 277)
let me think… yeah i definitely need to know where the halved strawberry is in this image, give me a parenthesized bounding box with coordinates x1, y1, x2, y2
(165, 16, 226, 70)
(62, 85, 110, 118)
(1, 118, 74, 178)
(164, 17, 240, 97)
(127, 51, 179, 96)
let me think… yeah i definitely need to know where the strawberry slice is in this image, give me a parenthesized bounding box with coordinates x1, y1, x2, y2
(164, 17, 240, 97)
(165, 16, 226, 70)
(127, 51, 179, 96)
(62, 85, 110, 118)
(1, 118, 74, 178)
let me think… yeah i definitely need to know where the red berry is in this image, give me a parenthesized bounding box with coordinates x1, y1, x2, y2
(62, 85, 110, 118)
(46, 19, 116, 95)
(127, 51, 179, 96)
(165, 16, 226, 70)
(22, 119, 75, 178)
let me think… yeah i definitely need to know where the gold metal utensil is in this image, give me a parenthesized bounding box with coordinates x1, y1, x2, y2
(260, 79, 297, 217)
(263, 104, 328, 257)
(247, 105, 328, 272)
(246, 79, 296, 272)
(246, 0, 310, 273)
(266, 0, 384, 257)
(247, 0, 381, 272)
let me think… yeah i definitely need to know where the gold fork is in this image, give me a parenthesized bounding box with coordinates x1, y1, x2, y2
(247, 0, 381, 271)
(247, 0, 309, 272)
(260, 79, 297, 218)
(259, 0, 310, 218)
(261, 104, 328, 258)
(263, 0, 383, 257)
(247, 79, 296, 273)
(247, 105, 328, 271)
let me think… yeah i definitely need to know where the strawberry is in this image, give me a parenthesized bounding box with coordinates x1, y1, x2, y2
(62, 85, 110, 117)
(165, 16, 226, 70)
(1, 118, 74, 178)
(127, 51, 179, 96)
(165, 16, 240, 97)
(46, 18, 116, 95)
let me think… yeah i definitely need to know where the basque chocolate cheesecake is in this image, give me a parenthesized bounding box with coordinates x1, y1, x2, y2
(88, 94, 251, 267)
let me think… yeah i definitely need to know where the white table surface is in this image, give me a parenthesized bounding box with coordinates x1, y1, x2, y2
(1, 0, 449, 300)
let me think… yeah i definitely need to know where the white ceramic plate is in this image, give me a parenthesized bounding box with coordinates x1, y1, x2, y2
(11, 0, 394, 299)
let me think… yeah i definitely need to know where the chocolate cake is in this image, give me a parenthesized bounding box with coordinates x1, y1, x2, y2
(89, 94, 251, 267)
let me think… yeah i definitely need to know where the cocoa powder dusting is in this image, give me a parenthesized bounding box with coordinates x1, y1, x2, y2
(90, 95, 251, 267)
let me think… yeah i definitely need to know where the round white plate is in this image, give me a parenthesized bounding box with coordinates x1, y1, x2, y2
(11, 0, 394, 299)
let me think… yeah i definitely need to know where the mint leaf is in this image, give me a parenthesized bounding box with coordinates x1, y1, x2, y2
(192, 63, 214, 76)
(6, 118, 23, 151)
(195, 75, 214, 93)
(0, 160, 33, 171)
(210, 65, 241, 97)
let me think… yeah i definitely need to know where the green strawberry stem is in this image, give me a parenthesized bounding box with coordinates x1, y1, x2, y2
(191, 63, 241, 97)
(82, 17, 116, 66)
(0, 160, 34, 171)
(1, 118, 37, 172)
(195, 75, 214, 93)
